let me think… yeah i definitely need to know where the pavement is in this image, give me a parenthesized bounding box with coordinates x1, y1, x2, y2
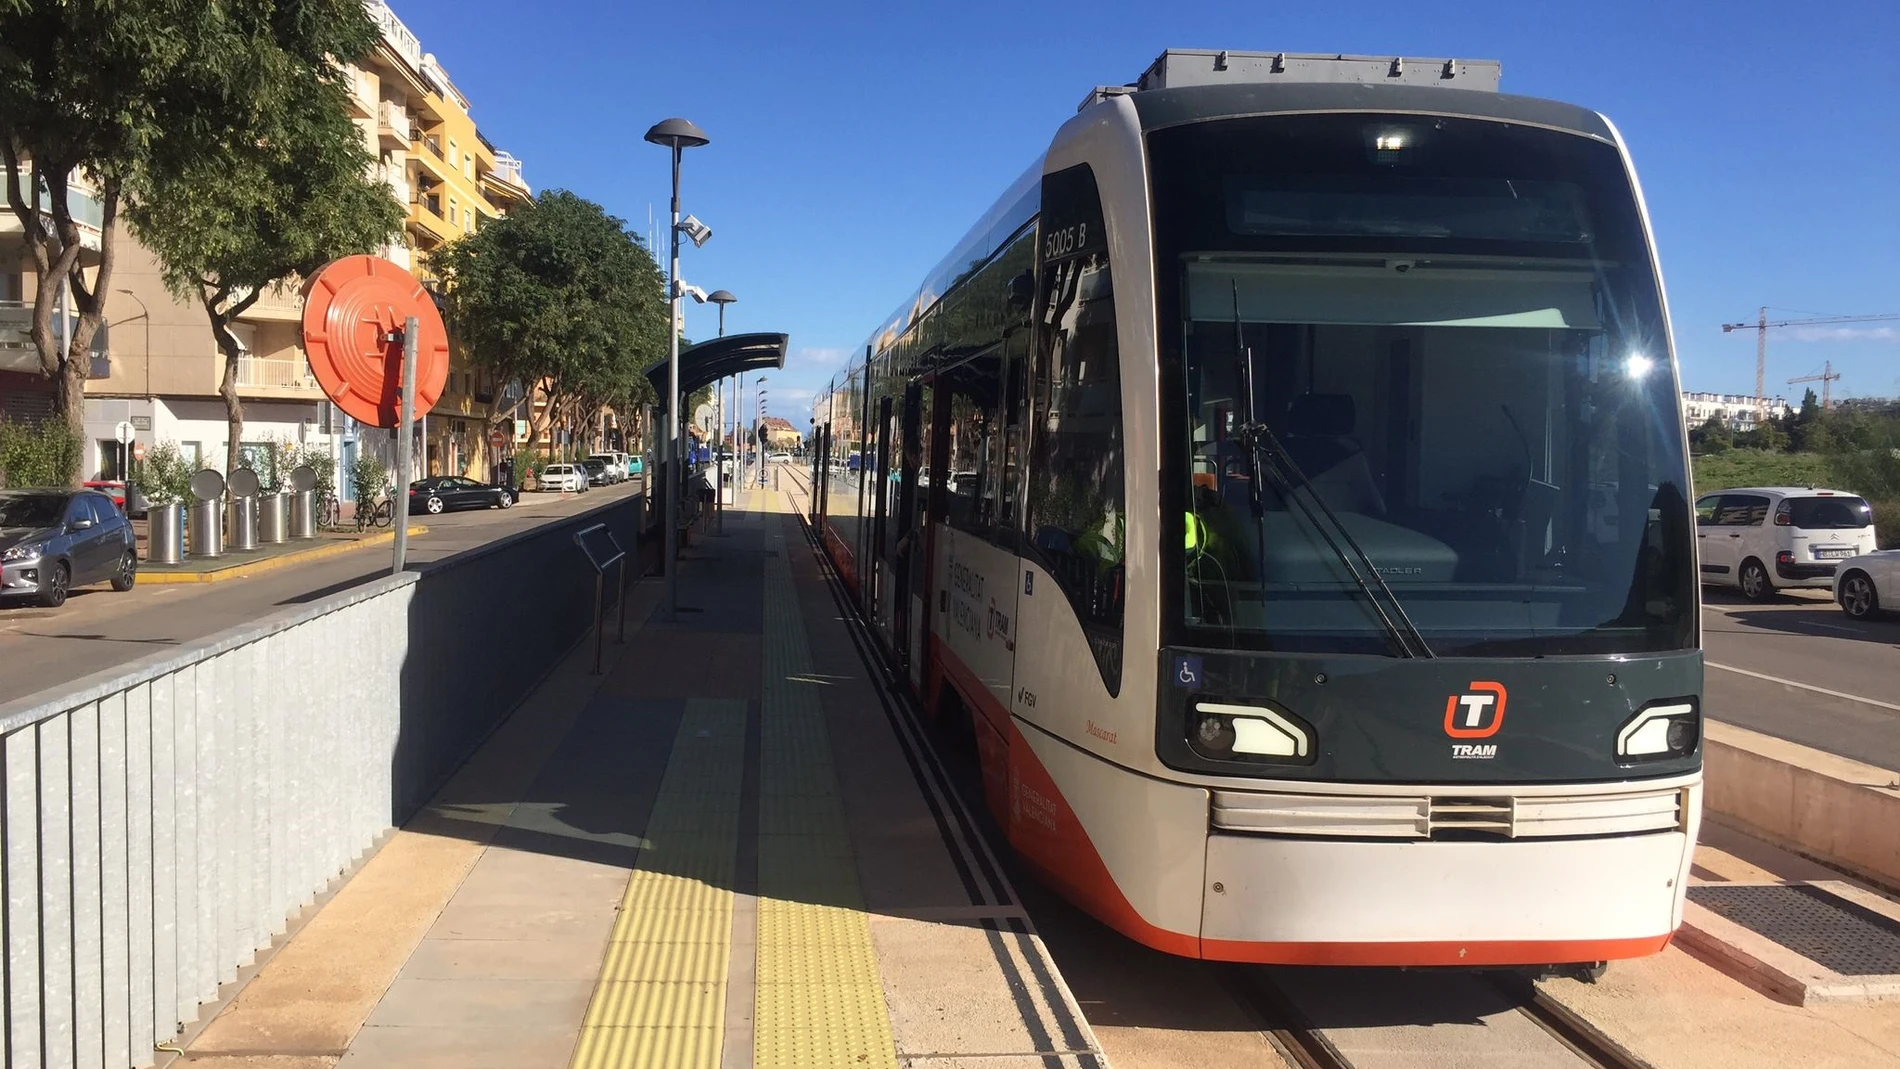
(165, 487, 1102, 1069)
(1701, 588, 1900, 769)
(136, 525, 427, 583)
(0, 481, 643, 705)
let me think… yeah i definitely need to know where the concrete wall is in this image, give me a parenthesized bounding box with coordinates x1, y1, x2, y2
(0, 494, 642, 1067)
(1704, 721, 1900, 890)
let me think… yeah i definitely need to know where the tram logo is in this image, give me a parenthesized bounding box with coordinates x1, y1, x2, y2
(1443, 681, 1508, 739)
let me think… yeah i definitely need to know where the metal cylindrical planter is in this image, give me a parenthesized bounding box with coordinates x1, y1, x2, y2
(147, 502, 185, 565)
(188, 499, 224, 558)
(229, 495, 258, 551)
(289, 490, 317, 539)
(258, 492, 288, 544)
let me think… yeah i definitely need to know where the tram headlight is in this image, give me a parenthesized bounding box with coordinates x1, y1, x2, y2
(1616, 701, 1699, 762)
(1188, 701, 1313, 764)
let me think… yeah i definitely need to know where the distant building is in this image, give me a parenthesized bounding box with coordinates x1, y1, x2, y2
(1681, 392, 1790, 433)
(759, 416, 802, 450)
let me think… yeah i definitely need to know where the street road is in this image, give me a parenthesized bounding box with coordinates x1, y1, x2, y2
(0, 481, 643, 705)
(1702, 587, 1900, 769)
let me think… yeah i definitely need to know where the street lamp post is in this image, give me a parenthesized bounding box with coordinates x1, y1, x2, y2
(708, 289, 736, 532)
(755, 375, 768, 487)
(643, 116, 709, 622)
(115, 288, 152, 482)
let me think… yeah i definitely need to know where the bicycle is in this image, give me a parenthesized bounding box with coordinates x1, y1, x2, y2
(319, 492, 342, 530)
(354, 494, 394, 532)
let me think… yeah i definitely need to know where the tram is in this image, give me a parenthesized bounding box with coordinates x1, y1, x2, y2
(806, 51, 1700, 967)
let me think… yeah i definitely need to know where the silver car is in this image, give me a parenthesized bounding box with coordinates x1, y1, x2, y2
(0, 489, 138, 608)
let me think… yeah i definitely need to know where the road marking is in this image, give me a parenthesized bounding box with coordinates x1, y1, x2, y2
(1707, 661, 1900, 713)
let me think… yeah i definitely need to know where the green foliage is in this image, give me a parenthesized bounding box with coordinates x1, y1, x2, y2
(0, 419, 83, 489)
(1691, 449, 1833, 493)
(1688, 414, 1733, 454)
(348, 453, 388, 507)
(283, 442, 337, 499)
(130, 440, 196, 505)
(434, 190, 666, 420)
(0, 0, 388, 446)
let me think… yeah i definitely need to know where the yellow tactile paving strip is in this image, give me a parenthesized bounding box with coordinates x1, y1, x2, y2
(756, 499, 899, 1069)
(570, 697, 745, 1069)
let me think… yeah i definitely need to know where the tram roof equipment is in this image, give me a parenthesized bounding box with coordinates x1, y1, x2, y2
(1080, 49, 1502, 111)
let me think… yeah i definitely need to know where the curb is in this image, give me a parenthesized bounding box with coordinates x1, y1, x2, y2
(138, 525, 429, 584)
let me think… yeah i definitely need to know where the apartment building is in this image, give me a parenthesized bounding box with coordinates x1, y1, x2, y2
(1, 0, 531, 488)
(1681, 391, 1791, 433)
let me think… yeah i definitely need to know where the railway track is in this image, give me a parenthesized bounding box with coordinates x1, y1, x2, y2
(1229, 964, 1656, 1069)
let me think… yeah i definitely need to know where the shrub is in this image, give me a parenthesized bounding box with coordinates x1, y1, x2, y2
(131, 441, 196, 505)
(0, 419, 83, 488)
(348, 453, 388, 506)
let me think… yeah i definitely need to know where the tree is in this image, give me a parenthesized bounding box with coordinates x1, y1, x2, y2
(129, 85, 403, 475)
(0, 0, 387, 475)
(1689, 414, 1733, 454)
(434, 190, 667, 451)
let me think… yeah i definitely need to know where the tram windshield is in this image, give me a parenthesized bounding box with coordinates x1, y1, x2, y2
(1152, 114, 1695, 657)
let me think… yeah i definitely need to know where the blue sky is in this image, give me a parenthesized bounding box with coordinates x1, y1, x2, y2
(396, 0, 1899, 423)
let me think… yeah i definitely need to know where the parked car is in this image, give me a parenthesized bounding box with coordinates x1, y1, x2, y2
(1833, 549, 1900, 620)
(588, 452, 629, 482)
(768, 451, 792, 464)
(82, 479, 148, 518)
(538, 464, 589, 493)
(580, 458, 614, 486)
(626, 454, 645, 478)
(1695, 486, 1878, 601)
(408, 476, 515, 515)
(0, 489, 139, 608)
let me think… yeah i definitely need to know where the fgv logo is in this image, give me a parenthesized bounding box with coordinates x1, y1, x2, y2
(1443, 681, 1507, 739)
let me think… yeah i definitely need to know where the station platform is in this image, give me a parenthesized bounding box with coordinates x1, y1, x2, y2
(166, 489, 1103, 1069)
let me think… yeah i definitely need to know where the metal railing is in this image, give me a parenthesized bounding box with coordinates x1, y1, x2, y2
(365, 0, 422, 70)
(235, 355, 319, 390)
(0, 494, 643, 1067)
(420, 133, 442, 159)
(492, 152, 527, 190)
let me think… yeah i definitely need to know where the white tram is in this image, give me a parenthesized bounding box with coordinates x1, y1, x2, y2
(808, 51, 1702, 967)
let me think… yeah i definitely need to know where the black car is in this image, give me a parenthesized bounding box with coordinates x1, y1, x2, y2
(408, 476, 516, 515)
(580, 458, 613, 486)
(0, 489, 138, 608)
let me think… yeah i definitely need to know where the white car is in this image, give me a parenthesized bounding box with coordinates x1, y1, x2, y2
(1695, 486, 1878, 601)
(538, 464, 589, 493)
(1834, 550, 1899, 620)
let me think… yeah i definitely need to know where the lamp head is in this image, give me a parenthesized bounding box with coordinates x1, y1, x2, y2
(708, 289, 737, 306)
(643, 117, 709, 149)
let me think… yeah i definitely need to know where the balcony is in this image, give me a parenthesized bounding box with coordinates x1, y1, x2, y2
(411, 134, 449, 181)
(381, 165, 410, 209)
(234, 283, 304, 324)
(377, 101, 410, 150)
(345, 67, 377, 118)
(236, 354, 320, 392)
(365, 0, 423, 71)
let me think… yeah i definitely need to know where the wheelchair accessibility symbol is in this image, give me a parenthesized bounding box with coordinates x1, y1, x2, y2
(1173, 655, 1203, 688)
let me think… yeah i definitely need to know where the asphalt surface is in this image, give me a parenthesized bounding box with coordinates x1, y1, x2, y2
(1702, 586, 1900, 770)
(0, 480, 643, 706)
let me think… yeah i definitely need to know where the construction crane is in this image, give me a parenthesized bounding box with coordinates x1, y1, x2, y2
(1722, 308, 1900, 420)
(1787, 362, 1843, 408)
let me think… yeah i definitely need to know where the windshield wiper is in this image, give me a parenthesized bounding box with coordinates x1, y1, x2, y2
(1239, 423, 1435, 658)
(1226, 283, 1433, 659)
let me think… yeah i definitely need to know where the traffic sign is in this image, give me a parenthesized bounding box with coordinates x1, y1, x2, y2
(300, 255, 449, 429)
(488, 428, 508, 449)
(131, 441, 147, 462)
(114, 420, 135, 445)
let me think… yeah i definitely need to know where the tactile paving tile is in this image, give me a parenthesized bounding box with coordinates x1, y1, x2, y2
(618, 872, 730, 912)
(756, 939, 884, 986)
(610, 906, 732, 946)
(582, 981, 727, 1030)
(570, 1024, 723, 1069)
(599, 939, 731, 983)
(1688, 883, 1900, 976)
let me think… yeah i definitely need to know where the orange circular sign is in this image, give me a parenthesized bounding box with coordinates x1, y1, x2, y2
(301, 255, 450, 429)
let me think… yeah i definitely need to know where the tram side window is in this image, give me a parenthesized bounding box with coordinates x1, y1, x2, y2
(942, 354, 1001, 534)
(1028, 163, 1125, 693)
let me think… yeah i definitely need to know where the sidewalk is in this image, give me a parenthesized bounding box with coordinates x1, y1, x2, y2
(169, 489, 1100, 1069)
(138, 526, 426, 584)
